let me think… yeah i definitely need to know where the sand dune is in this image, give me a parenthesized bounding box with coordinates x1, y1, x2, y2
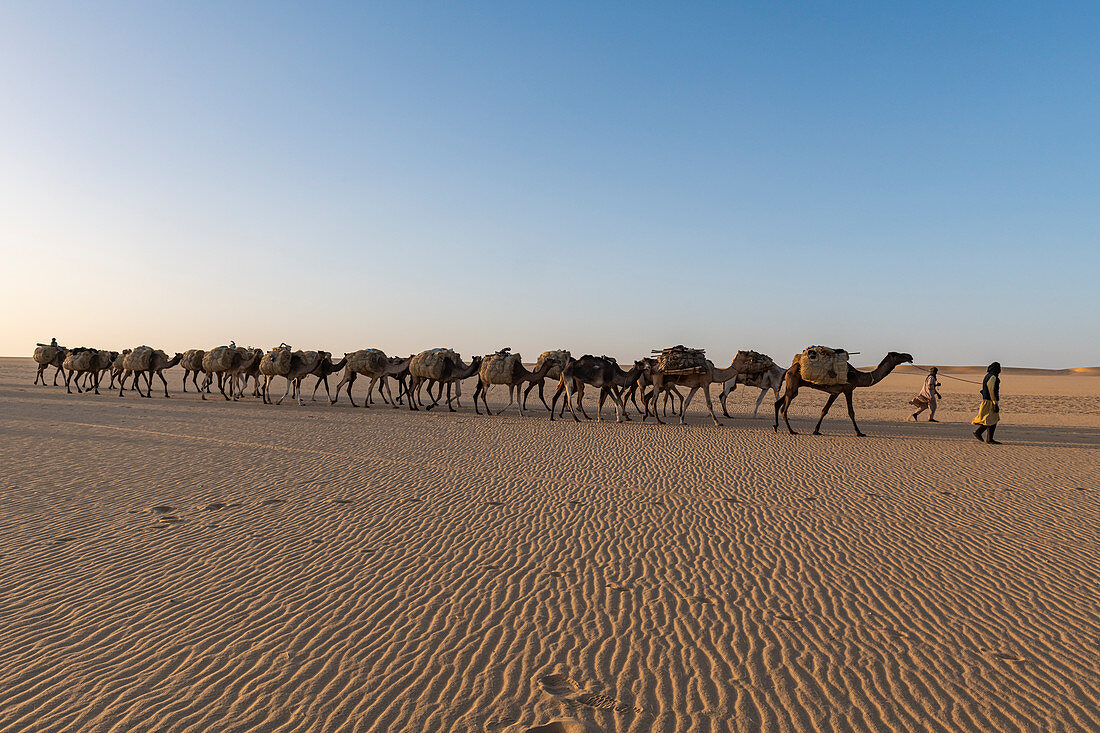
(1, 357, 1098, 732)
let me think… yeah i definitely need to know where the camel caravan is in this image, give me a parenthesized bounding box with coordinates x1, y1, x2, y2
(31, 340, 913, 435)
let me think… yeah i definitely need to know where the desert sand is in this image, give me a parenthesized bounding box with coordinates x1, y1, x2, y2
(1, 356, 1098, 732)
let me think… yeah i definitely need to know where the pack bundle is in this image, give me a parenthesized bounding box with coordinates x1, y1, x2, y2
(347, 349, 387, 374)
(410, 348, 459, 380)
(260, 346, 295, 376)
(535, 349, 570, 380)
(181, 349, 205, 371)
(480, 348, 522, 383)
(64, 349, 99, 372)
(798, 346, 849, 385)
(34, 345, 63, 364)
(653, 345, 707, 373)
(741, 350, 776, 375)
(123, 346, 157, 371)
(202, 346, 236, 373)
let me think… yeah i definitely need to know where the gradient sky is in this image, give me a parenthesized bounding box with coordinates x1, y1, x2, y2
(2, 2, 1097, 367)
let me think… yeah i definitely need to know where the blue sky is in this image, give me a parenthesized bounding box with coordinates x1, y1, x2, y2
(1, 2, 1097, 366)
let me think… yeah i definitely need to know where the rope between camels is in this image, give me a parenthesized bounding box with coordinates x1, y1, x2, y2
(916, 366, 983, 385)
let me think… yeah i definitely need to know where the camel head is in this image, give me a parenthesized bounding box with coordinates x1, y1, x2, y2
(887, 352, 915, 365)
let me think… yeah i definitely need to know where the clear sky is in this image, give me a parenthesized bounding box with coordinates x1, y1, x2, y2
(2, 2, 1097, 367)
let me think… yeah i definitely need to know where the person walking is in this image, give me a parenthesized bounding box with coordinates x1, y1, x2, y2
(908, 367, 942, 422)
(972, 362, 1002, 444)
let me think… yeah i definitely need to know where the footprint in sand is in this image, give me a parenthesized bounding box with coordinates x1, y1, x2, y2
(152, 506, 174, 513)
(203, 503, 226, 511)
(992, 651, 1025, 663)
(487, 500, 506, 506)
(524, 721, 589, 733)
(54, 537, 77, 544)
(568, 500, 585, 507)
(538, 672, 581, 696)
(574, 692, 643, 714)
(406, 497, 423, 504)
(938, 491, 956, 497)
(777, 614, 800, 623)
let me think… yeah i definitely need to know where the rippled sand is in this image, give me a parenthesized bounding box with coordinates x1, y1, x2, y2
(1, 357, 1098, 732)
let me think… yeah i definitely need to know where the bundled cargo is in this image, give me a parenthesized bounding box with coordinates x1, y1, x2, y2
(202, 346, 238, 373)
(347, 349, 387, 374)
(34, 345, 63, 365)
(653, 345, 707, 373)
(480, 348, 523, 383)
(259, 345, 295, 376)
(534, 349, 570, 380)
(123, 346, 157, 371)
(410, 348, 459, 380)
(797, 346, 850, 385)
(63, 349, 99, 372)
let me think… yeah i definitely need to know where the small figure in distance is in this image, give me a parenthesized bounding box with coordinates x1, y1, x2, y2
(229, 340, 236, 349)
(972, 362, 1003, 444)
(50, 337, 58, 347)
(908, 366, 942, 422)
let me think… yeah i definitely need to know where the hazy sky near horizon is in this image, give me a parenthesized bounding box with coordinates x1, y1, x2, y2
(1, 2, 1097, 367)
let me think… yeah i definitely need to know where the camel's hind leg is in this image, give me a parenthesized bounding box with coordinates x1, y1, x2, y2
(752, 385, 773, 417)
(158, 370, 171, 398)
(812, 393, 839, 434)
(775, 383, 799, 435)
(844, 390, 866, 437)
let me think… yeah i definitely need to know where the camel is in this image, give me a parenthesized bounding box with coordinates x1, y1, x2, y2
(331, 350, 412, 407)
(645, 351, 771, 426)
(406, 351, 483, 412)
(622, 357, 686, 419)
(119, 348, 183, 398)
(63, 348, 115, 395)
(201, 346, 260, 401)
(293, 351, 347, 402)
(237, 348, 265, 397)
(720, 363, 787, 418)
(473, 350, 558, 416)
(107, 349, 131, 390)
(33, 344, 67, 386)
(180, 349, 207, 393)
(550, 356, 645, 423)
(774, 351, 914, 436)
(520, 350, 571, 413)
(259, 349, 326, 405)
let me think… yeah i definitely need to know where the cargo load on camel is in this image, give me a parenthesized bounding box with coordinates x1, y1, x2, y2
(480, 348, 523, 383)
(652, 345, 707, 374)
(797, 346, 850, 385)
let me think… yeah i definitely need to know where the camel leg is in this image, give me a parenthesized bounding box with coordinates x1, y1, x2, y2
(812, 393, 839, 434)
(752, 386, 772, 417)
(158, 370, 170, 398)
(611, 386, 628, 423)
(219, 373, 230, 401)
(447, 382, 457, 412)
(702, 384, 722, 426)
(64, 370, 75, 394)
(651, 376, 666, 424)
(776, 384, 799, 435)
(34, 365, 43, 385)
(560, 375, 582, 422)
(343, 372, 359, 407)
(719, 380, 735, 418)
(52, 365, 62, 386)
(276, 376, 293, 405)
(844, 390, 865, 437)
(597, 388, 607, 422)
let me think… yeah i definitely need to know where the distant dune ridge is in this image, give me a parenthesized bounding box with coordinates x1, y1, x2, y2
(1, 356, 1098, 732)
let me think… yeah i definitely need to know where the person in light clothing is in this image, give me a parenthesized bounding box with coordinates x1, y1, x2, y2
(972, 362, 1002, 444)
(908, 367, 942, 422)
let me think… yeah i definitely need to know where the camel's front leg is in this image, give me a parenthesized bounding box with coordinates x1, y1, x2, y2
(702, 384, 722, 426)
(158, 370, 170, 398)
(719, 379, 735, 418)
(275, 376, 293, 405)
(813, 393, 839, 434)
(752, 386, 771, 417)
(844, 390, 865, 437)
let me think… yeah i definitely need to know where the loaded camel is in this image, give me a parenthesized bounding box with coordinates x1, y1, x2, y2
(774, 351, 913, 436)
(295, 351, 347, 402)
(645, 350, 771, 426)
(200, 346, 260, 401)
(331, 350, 413, 407)
(550, 355, 646, 423)
(520, 350, 570, 415)
(720, 362, 787, 418)
(259, 348, 326, 405)
(180, 349, 208, 393)
(33, 344, 67, 386)
(406, 349, 483, 412)
(473, 349, 557, 416)
(62, 348, 115, 395)
(119, 347, 183, 398)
